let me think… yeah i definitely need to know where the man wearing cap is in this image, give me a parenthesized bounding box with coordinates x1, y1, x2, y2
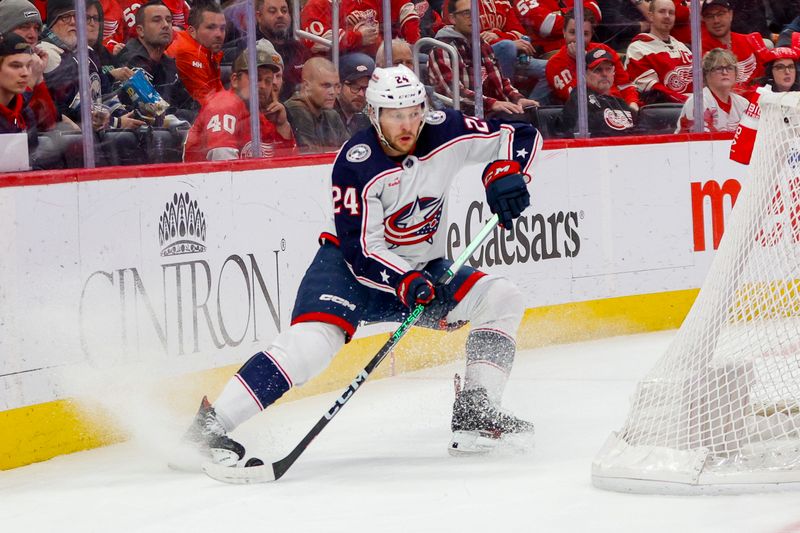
(561, 47, 636, 137)
(625, 0, 694, 103)
(118, 0, 198, 122)
(334, 53, 373, 136)
(699, 0, 763, 97)
(284, 56, 349, 152)
(0, 32, 43, 166)
(183, 46, 295, 162)
(0, 0, 57, 130)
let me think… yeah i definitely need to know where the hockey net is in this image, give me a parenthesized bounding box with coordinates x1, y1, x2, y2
(592, 90, 800, 494)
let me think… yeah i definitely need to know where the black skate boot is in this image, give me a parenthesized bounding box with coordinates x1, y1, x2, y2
(169, 396, 246, 471)
(449, 375, 534, 456)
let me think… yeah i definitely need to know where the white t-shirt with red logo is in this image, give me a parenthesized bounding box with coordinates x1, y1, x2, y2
(676, 87, 749, 133)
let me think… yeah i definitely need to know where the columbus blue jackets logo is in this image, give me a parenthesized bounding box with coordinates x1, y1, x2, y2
(425, 110, 446, 125)
(346, 144, 371, 163)
(384, 197, 444, 247)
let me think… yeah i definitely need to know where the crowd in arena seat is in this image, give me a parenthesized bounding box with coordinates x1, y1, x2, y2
(2, 0, 800, 171)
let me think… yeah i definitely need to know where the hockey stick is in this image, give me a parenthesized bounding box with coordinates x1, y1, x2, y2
(203, 213, 501, 484)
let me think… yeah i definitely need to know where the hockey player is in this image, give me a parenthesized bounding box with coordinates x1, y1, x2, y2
(178, 64, 539, 468)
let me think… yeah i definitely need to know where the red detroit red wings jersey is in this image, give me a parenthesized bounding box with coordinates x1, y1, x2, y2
(183, 89, 295, 162)
(625, 33, 693, 102)
(702, 30, 763, 95)
(325, 109, 542, 293)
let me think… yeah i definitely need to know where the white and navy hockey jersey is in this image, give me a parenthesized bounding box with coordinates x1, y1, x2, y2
(321, 108, 542, 293)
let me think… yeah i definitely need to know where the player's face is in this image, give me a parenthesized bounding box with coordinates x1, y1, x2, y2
(86, 4, 101, 46)
(702, 6, 732, 39)
(191, 11, 226, 53)
(586, 62, 615, 94)
(0, 53, 33, 98)
(648, 0, 676, 36)
(379, 104, 424, 156)
(340, 76, 369, 113)
(139, 5, 173, 48)
(257, 0, 290, 39)
(306, 68, 340, 110)
(771, 59, 797, 92)
(12, 22, 41, 46)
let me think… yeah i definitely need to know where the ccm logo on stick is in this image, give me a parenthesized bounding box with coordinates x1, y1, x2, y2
(319, 294, 357, 311)
(325, 371, 369, 419)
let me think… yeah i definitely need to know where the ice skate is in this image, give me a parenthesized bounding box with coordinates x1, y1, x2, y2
(448, 378, 534, 456)
(168, 396, 246, 472)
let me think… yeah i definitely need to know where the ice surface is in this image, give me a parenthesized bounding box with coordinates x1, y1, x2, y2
(2, 331, 800, 533)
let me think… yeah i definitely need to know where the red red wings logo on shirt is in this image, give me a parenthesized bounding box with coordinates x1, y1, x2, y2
(384, 197, 444, 247)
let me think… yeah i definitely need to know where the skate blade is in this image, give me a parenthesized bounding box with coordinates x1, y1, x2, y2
(167, 443, 240, 472)
(448, 430, 535, 457)
(203, 461, 277, 484)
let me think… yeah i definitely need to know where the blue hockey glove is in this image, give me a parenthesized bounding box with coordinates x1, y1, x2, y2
(482, 160, 531, 230)
(396, 270, 436, 309)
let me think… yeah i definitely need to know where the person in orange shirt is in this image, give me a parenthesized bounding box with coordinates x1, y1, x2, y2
(166, 1, 225, 105)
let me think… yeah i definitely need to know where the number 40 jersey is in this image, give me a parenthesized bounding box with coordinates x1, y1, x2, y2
(322, 108, 542, 294)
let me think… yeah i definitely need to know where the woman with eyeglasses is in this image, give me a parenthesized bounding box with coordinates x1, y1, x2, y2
(676, 48, 748, 133)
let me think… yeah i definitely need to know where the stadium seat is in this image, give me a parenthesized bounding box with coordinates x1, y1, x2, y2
(526, 105, 566, 138)
(636, 103, 683, 134)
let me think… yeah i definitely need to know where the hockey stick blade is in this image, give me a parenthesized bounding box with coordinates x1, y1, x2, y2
(202, 461, 277, 484)
(203, 214, 501, 484)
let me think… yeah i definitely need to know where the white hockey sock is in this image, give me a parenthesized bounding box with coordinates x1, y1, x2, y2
(213, 376, 262, 432)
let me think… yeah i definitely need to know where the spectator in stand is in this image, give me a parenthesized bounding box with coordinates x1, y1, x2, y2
(183, 46, 295, 161)
(40, 0, 140, 129)
(700, 0, 763, 97)
(166, 1, 225, 106)
(334, 52, 373, 136)
(0, 33, 40, 154)
(546, 8, 638, 111)
(87, 0, 134, 83)
(513, 0, 602, 55)
(413, 0, 444, 38)
(428, 0, 539, 117)
(284, 56, 348, 152)
(375, 38, 415, 69)
(730, 43, 800, 165)
(300, 0, 420, 56)
(99, 0, 125, 55)
(225, 0, 311, 101)
(625, 0, 693, 104)
(0, 0, 45, 45)
(676, 48, 747, 133)
(0, 0, 58, 130)
(117, 0, 198, 122)
(561, 48, 636, 137)
(439, 0, 538, 90)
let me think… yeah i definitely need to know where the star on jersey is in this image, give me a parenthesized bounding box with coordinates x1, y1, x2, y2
(384, 196, 444, 247)
(380, 270, 391, 283)
(516, 147, 529, 159)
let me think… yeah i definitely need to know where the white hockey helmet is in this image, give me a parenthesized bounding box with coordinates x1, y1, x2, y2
(366, 65, 427, 147)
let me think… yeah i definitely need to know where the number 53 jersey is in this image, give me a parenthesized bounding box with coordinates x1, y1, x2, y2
(323, 108, 542, 294)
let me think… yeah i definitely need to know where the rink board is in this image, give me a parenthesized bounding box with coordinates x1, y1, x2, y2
(0, 133, 743, 469)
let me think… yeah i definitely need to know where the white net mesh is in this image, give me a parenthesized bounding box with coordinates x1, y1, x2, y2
(592, 91, 800, 494)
